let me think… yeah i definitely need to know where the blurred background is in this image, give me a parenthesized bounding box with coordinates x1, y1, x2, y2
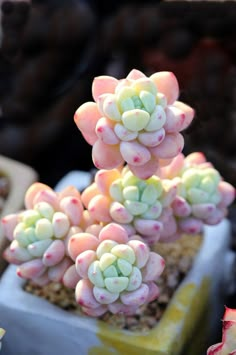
(0, 0, 236, 350)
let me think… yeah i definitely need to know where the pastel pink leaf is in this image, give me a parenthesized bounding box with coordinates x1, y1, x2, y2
(82, 305, 107, 317)
(95, 117, 119, 145)
(126, 69, 146, 80)
(75, 279, 101, 308)
(48, 257, 72, 282)
(128, 157, 159, 180)
(17, 259, 46, 279)
(109, 202, 133, 224)
(164, 106, 188, 133)
(138, 128, 165, 147)
(88, 195, 112, 223)
(58, 186, 81, 200)
(160, 154, 184, 178)
(60, 196, 83, 225)
(134, 219, 163, 238)
(178, 217, 203, 234)
(159, 215, 178, 242)
(120, 141, 151, 166)
(92, 140, 123, 169)
(1, 214, 18, 241)
(81, 183, 100, 209)
(33, 189, 58, 210)
(120, 283, 149, 306)
(43, 240, 65, 267)
(173, 101, 195, 130)
(172, 196, 192, 217)
(184, 152, 207, 165)
(85, 224, 103, 237)
(142, 252, 165, 282)
(76, 250, 97, 278)
(127, 240, 149, 268)
(74, 102, 101, 145)
(68, 233, 99, 261)
(32, 272, 50, 286)
(95, 169, 121, 195)
(99, 223, 129, 244)
(146, 282, 160, 303)
(191, 203, 216, 219)
(25, 183, 53, 209)
(3, 247, 22, 264)
(205, 208, 225, 225)
(150, 71, 179, 104)
(161, 182, 178, 207)
(9, 240, 32, 262)
(63, 264, 81, 289)
(92, 76, 119, 101)
(218, 181, 235, 207)
(150, 133, 184, 159)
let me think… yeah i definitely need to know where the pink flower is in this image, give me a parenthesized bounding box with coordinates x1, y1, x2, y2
(74, 69, 194, 179)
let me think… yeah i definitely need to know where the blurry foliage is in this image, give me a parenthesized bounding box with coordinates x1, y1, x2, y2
(0, 1, 236, 188)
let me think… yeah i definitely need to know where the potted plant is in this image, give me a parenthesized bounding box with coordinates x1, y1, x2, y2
(0, 69, 234, 355)
(0, 155, 38, 274)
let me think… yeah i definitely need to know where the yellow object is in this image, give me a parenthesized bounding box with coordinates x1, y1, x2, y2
(89, 278, 210, 355)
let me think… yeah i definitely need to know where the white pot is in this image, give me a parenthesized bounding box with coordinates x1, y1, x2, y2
(0, 220, 232, 355)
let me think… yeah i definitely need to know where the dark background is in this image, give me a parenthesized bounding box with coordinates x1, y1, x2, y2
(0, 0, 236, 346)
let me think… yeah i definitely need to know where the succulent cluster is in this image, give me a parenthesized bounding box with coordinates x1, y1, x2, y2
(160, 153, 235, 238)
(207, 307, 236, 355)
(1, 69, 235, 317)
(67, 223, 164, 316)
(74, 69, 194, 179)
(2, 183, 84, 284)
(82, 166, 177, 244)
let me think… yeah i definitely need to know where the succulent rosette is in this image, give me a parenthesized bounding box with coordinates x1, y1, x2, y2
(81, 166, 177, 244)
(160, 153, 235, 236)
(67, 223, 165, 316)
(74, 69, 195, 179)
(0, 328, 5, 352)
(2, 183, 85, 284)
(207, 307, 236, 355)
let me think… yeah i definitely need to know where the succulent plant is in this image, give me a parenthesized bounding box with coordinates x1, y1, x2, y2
(82, 166, 177, 244)
(0, 328, 5, 352)
(67, 223, 165, 316)
(159, 153, 235, 237)
(207, 307, 236, 355)
(74, 69, 195, 179)
(2, 183, 85, 284)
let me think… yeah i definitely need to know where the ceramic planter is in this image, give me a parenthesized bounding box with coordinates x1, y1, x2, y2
(0, 155, 38, 275)
(0, 219, 231, 355)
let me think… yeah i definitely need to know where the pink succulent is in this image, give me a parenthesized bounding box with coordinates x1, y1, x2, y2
(67, 223, 165, 316)
(159, 153, 235, 238)
(74, 69, 194, 179)
(2, 183, 85, 285)
(81, 166, 177, 244)
(207, 307, 236, 355)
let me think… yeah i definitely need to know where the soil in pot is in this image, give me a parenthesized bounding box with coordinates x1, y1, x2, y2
(24, 234, 203, 333)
